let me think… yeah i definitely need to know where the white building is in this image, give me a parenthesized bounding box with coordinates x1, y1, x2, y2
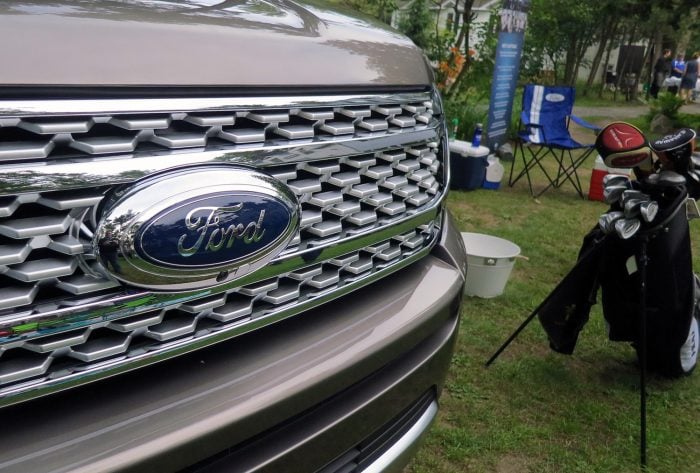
(391, 0, 500, 50)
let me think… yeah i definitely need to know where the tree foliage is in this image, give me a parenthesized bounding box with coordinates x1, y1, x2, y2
(398, 0, 434, 49)
(335, 0, 697, 133)
(333, 0, 397, 24)
(523, 0, 602, 86)
(523, 0, 700, 95)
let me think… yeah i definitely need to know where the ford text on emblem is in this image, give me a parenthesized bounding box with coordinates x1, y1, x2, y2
(94, 166, 299, 291)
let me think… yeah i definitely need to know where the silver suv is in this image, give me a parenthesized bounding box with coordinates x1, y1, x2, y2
(0, 2, 466, 472)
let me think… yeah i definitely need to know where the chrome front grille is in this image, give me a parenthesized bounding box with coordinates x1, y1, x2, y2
(0, 98, 433, 163)
(0, 189, 117, 312)
(0, 224, 438, 386)
(0, 142, 442, 316)
(272, 142, 440, 252)
(0, 91, 447, 404)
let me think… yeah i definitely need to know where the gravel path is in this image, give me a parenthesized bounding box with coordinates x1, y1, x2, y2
(574, 101, 700, 120)
(573, 105, 646, 119)
(568, 101, 700, 143)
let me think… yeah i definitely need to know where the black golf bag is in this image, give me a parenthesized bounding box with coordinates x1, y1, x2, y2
(538, 127, 700, 377)
(599, 180, 698, 376)
(485, 125, 700, 466)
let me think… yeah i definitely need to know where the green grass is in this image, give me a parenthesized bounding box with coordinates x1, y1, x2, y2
(407, 162, 700, 473)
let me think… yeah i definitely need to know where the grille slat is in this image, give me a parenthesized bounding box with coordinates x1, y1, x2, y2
(6, 258, 77, 282)
(0, 98, 435, 163)
(0, 214, 72, 239)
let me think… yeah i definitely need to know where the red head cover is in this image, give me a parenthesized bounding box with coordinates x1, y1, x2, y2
(595, 122, 652, 169)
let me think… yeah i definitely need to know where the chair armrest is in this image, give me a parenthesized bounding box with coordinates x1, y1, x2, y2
(570, 114, 601, 133)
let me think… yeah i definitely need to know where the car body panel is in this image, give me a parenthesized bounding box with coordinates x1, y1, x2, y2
(0, 1, 430, 87)
(0, 211, 465, 472)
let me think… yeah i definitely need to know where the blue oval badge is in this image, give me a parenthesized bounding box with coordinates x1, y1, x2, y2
(137, 193, 292, 268)
(94, 166, 299, 291)
(545, 93, 566, 103)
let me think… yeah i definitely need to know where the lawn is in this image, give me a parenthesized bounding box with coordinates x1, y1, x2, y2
(407, 163, 700, 472)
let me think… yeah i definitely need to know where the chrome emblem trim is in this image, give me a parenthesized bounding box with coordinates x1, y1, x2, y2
(94, 166, 299, 291)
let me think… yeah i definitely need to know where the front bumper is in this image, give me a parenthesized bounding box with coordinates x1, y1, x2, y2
(0, 209, 466, 473)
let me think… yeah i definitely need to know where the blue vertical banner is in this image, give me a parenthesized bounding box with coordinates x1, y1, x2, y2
(485, 0, 530, 151)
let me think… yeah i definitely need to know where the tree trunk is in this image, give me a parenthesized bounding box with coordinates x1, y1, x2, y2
(585, 18, 619, 91)
(452, 0, 475, 57)
(452, 0, 461, 35)
(598, 31, 616, 98)
(445, 0, 476, 97)
(572, 33, 590, 87)
(564, 35, 578, 85)
(548, 52, 559, 84)
(615, 25, 638, 100)
(433, 0, 443, 40)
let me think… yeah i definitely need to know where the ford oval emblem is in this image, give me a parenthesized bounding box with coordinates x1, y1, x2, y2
(94, 166, 299, 291)
(545, 93, 566, 103)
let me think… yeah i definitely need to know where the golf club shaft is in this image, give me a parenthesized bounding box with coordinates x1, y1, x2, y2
(639, 237, 648, 468)
(485, 308, 540, 367)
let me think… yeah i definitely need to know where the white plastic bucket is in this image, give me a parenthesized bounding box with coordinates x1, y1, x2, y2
(462, 232, 521, 298)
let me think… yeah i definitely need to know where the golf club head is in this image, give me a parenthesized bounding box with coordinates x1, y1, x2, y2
(691, 152, 700, 169)
(620, 189, 646, 207)
(624, 197, 648, 218)
(644, 170, 686, 187)
(650, 128, 697, 173)
(640, 201, 659, 223)
(602, 174, 631, 188)
(604, 185, 630, 204)
(688, 170, 700, 184)
(595, 122, 653, 171)
(599, 211, 624, 234)
(614, 217, 641, 239)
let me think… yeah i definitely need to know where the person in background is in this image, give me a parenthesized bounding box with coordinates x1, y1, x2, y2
(650, 48, 672, 98)
(669, 53, 686, 95)
(680, 52, 699, 104)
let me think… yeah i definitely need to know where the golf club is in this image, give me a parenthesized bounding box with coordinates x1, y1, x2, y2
(599, 211, 624, 234)
(622, 192, 652, 219)
(640, 201, 659, 223)
(604, 184, 630, 204)
(603, 174, 632, 188)
(614, 217, 641, 239)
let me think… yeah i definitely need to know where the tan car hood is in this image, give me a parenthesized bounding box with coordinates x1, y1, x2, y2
(0, 1, 430, 89)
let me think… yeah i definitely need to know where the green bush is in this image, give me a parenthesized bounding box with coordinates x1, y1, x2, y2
(509, 89, 523, 141)
(676, 112, 700, 131)
(443, 87, 523, 145)
(648, 92, 684, 119)
(443, 91, 488, 143)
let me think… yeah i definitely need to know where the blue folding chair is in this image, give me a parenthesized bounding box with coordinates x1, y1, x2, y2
(508, 85, 600, 198)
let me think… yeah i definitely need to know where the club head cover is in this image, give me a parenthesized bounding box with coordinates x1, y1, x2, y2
(595, 122, 653, 173)
(650, 128, 697, 173)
